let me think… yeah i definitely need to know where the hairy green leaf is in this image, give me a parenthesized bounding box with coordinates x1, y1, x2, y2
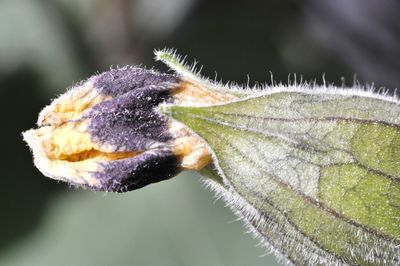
(155, 49, 400, 265)
(163, 88, 400, 265)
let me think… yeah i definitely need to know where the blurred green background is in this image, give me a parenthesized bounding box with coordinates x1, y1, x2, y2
(1, 0, 399, 265)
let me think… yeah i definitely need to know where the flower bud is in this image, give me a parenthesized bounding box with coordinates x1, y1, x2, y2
(23, 67, 212, 192)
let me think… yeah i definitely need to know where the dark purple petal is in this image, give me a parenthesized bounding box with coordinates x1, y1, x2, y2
(87, 83, 174, 151)
(93, 67, 179, 97)
(95, 150, 180, 192)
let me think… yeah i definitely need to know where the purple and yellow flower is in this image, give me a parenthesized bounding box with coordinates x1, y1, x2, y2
(23, 66, 225, 192)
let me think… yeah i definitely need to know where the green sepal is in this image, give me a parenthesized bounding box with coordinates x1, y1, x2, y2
(163, 92, 400, 265)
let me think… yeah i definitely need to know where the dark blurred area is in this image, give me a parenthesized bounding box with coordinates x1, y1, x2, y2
(1, 0, 399, 265)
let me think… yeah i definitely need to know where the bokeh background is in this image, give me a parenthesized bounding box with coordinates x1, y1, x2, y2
(1, 1, 399, 265)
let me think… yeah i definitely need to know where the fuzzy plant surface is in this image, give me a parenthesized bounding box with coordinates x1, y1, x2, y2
(23, 49, 399, 266)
